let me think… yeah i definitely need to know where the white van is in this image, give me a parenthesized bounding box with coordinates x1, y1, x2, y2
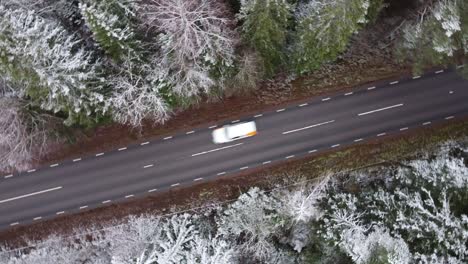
(212, 121, 257, 144)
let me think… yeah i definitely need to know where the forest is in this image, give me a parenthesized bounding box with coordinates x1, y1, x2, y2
(0, 0, 466, 172)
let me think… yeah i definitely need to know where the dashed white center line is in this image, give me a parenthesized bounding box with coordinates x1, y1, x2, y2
(96, 153, 104, 157)
(276, 108, 286, 112)
(286, 155, 295, 159)
(331, 144, 340, 148)
(299, 103, 308, 107)
(186, 131, 195, 135)
(102, 200, 111, 204)
(73, 158, 82, 162)
(263, 161, 271, 165)
(282, 120, 335, 135)
(435, 70, 444, 74)
(367, 86, 376, 90)
(449, 91, 454, 94)
(231, 120, 240, 123)
(163, 136, 173, 140)
(240, 166, 249, 170)
(358, 103, 404, 116)
(140, 142, 150, 146)
(143, 164, 154, 169)
(4, 174, 13, 179)
(377, 133, 386, 137)
(254, 114, 263, 118)
(193, 178, 203, 182)
(56, 211, 65, 215)
(79, 205, 88, 210)
(308, 149, 317, 153)
(191, 143, 244, 157)
(412, 76, 421, 79)
(345, 92, 353, 96)
(27, 169, 36, 173)
(423, 121, 431, 126)
(209, 125, 217, 129)
(170, 183, 180, 187)
(445, 116, 454, 120)
(217, 172, 226, 176)
(33, 217, 42, 221)
(148, 189, 158, 193)
(118, 147, 127, 151)
(10, 222, 19, 226)
(354, 138, 364, 142)
(0, 186, 63, 204)
(390, 81, 399, 85)
(322, 97, 331, 102)
(50, 163, 59, 168)
(400, 127, 409, 131)
(125, 194, 134, 198)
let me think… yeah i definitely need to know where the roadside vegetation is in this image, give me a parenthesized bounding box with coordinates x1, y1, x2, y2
(0, 0, 466, 172)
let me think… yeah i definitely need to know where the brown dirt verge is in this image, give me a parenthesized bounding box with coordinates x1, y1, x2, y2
(2, 117, 468, 250)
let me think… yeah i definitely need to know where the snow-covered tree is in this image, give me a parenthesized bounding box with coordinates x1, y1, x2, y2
(79, 0, 140, 62)
(238, 0, 292, 77)
(0, 97, 59, 172)
(399, 0, 468, 73)
(291, 0, 370, 75)
(0, 6, 103, 126)
(142, 0, 237, 98)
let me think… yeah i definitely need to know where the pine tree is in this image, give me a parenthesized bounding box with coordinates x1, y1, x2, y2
(238, 0, 292, 77)
(291, 0, 370, 75)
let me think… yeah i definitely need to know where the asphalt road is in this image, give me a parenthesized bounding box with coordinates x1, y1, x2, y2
(1, 68, 467, 230)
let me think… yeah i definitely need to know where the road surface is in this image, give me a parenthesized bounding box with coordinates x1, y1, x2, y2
(1, 68, 467, 230)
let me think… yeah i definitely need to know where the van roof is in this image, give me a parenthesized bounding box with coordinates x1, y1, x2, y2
(227, 121, 256, 138)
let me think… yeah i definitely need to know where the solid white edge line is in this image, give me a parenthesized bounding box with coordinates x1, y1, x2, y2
(354, 138, 364, 142)
(254, 114, 263, 118)
(191, 143, 244, 157)
(96, 153, 104, 157)
(163, 136, 173, 140)
(308, 149, 317, 153)
(412, 76, 421, 79)
(209, 125, 217, 129)
(73, 158, 82, 162)
(282, 120, 335, 135)
(263, 161, 271, 165)
(56, 211, 65, 215)
(217, 172, 226, 176)
(148, 189, 157, 193)
(400, 127, 409, 131)
(276, 108, 286, 112)
(33, 217, 42, 221)
(186, 131, 195, 134)
(358, 103, 404, 116)
(125, 194, 134, 198)
(102, 200, 111, 204)
(390, 81, 399, 85)
(232, 120, 240, 123)
(10, 222, 19, 226)
(367, 86, 376, 90)
(445, 116, 454, 120)
(331, 144, 340, 148)
(240, 166, 249, 170)
(299, 103, 308, 107)
(423, 122, 431, 125)
(27, 169, 36, 173)
(435, 70, 444, 74)
(79, 206, 88, 209)
(141, 142, 149, 146)
(193, 178, 203, 181)
(0, 186, 63, 204)
(286, 155, 295, 159)
(377, 133, 386, 137)
(322, 97, 331, 101)
(345, 92, 353, 96)
(143, 164, 154, 169)
(118, 147, 127, 151)
(170, 183, 180, 187)
(4, 174, 13, 179)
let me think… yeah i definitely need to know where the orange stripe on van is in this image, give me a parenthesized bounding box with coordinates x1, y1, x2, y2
(247, 131, 257, 137)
